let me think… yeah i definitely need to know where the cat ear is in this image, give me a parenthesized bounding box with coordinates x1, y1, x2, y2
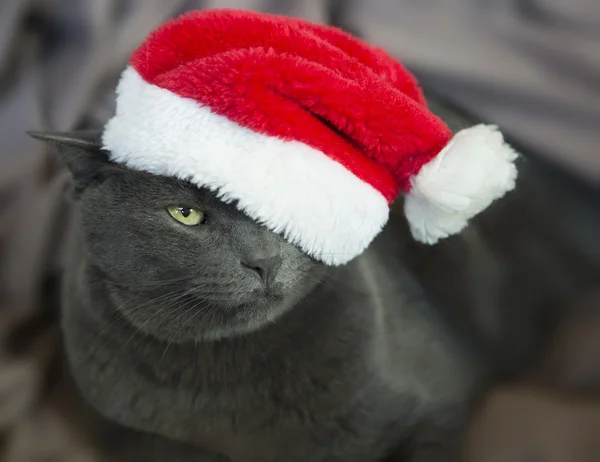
(27, 130, 116, 196)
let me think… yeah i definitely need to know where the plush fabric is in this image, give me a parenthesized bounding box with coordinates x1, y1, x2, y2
(128, 9, 444, 197)
(103, 9, 518, 263)
(104, 67, 390, 266)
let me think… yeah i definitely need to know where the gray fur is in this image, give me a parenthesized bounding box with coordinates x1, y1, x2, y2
(34, 130, 479, 462)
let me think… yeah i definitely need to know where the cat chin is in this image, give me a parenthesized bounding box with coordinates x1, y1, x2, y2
(160, 311, 283, 343)
(192, 300, 291, 341)
(121, 296, 291, 343)
(192, 318, 274, 342)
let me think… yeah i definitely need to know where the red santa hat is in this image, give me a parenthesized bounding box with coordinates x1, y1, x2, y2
(102, 9, 518, 266)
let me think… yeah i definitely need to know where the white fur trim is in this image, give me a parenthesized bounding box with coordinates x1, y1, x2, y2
(404, 124, 518, 244)
(101, 67, 389, 265)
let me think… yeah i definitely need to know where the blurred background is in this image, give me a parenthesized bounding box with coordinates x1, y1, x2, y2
(0, 1, 599, 461)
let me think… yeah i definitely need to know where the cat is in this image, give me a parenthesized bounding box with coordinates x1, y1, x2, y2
(30, 129, 480, 462)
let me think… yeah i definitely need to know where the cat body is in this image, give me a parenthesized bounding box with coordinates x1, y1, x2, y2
(39, 131, 477, 462)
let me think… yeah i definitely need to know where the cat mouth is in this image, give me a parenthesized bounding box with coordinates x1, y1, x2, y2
(245, 288, 284, 307)
(184, 283, 285, 307)
(257, 282, 286, 299)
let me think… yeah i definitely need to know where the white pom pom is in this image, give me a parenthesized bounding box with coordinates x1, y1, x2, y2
(404, 124, 518, 244)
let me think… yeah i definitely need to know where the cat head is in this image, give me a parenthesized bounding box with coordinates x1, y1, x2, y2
(30, 130, 326, 341)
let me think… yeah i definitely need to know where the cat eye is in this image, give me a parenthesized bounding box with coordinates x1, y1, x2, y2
(166, 205, 205, 226)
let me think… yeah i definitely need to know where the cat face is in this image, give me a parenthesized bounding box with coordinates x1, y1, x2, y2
(34, 131, 326, 341)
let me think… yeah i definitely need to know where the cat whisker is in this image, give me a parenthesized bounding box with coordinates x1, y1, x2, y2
(77, 289, 190, 368)
(130, 301, 196, 374)
(89, 274, 197, 289)
(156, 303, 204, 374)
(120, 290, 194, 355)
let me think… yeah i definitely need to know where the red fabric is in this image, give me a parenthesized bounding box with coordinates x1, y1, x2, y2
(130, 9, 453, 199)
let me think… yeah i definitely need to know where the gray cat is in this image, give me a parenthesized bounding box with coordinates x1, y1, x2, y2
(30, 130, 479, 462)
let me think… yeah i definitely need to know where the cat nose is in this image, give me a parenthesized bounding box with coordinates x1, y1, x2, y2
(241, 256, 282, 286)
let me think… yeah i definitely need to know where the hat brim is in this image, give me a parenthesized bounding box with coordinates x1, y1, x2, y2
(102, 68, 389, 265)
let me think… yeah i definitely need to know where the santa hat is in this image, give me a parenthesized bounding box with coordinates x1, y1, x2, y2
(102, 9, 518, 266)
